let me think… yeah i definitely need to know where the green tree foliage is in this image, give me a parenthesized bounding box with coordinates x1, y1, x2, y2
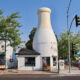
(0, 10, 23, 50)
(25, 27, 37, 50)
(58, 32, 70, 59)
(58, 31, 80, 59)
(0, 10, 3, 15)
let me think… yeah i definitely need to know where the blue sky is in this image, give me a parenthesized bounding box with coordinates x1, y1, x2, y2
(0, 0, 80, 44)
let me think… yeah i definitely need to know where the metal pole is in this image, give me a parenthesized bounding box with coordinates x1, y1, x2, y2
(67, 0, 72, 73)
(58, 57, 60, 74)
(5, 31, 7, 69)
(67, 32, 71, 73)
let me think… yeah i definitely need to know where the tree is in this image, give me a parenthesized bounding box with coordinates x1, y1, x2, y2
(58, 31, 80, 59)
(0, 10, 3, 15)
(25, 27, 37, 50)
(0, 10, 23, 50)
(58, 32, 69, 59)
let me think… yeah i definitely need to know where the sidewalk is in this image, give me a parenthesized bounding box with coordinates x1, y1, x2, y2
(0, 69, 80, 76)
(59, 70, 80, 76)
(0, 69, 57, 75)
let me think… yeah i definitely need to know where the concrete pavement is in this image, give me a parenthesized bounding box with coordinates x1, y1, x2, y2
(0, 69, 80, 76)
(59, 70, 80, 76)
(0, 69, 57, 75)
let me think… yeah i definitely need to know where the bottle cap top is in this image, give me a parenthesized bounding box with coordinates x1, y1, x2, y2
(38, 7, 51, 14)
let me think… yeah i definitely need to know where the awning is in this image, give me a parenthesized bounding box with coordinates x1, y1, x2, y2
(0, 52, 5, 56)
(74, 51, 80, 57)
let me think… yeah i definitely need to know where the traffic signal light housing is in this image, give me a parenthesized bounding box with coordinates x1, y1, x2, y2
(75, 15, 80, 27)
(72, 43, 75, 54)
(72, 43, 75, 57)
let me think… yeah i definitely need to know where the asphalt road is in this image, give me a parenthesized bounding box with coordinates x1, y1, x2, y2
(0, 74, 80, 80)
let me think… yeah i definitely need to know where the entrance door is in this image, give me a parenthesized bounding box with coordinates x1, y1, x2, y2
(42, 57, 50, 70)
(0, 56, 5, 65)
(53, 57, 57, 69)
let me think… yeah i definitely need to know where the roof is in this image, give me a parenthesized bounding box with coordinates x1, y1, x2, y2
(16, 49, 40, 55)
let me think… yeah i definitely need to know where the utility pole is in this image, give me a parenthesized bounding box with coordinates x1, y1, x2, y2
(67, 0, 72, 73)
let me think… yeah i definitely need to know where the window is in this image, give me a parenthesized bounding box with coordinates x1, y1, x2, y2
(1, 45, 4, 50)
(25, 57, 35, 66)
(53, 57, 56, 66)
(53, 57, 56, 61)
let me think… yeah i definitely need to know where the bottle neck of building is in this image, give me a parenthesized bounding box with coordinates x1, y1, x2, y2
(38, 12, 52, 29)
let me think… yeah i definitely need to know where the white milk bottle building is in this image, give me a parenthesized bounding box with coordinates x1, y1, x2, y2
(33, 7, 58, 71)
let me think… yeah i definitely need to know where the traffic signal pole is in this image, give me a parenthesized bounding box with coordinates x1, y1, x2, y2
(67, 14, 80, 73)
(67, 0, 80, 73)
(67, 0, 72, 73)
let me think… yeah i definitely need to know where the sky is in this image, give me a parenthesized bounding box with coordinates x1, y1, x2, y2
(0, 0, 80, 46)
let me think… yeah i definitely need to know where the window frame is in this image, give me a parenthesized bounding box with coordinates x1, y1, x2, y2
(25, 57, 35, 67)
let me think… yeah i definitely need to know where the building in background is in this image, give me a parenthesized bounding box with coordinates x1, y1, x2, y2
(0, 41, 17, 69)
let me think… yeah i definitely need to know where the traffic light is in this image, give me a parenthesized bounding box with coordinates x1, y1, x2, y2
(75, 15, 80, 27)
(72, 43, 75, 55)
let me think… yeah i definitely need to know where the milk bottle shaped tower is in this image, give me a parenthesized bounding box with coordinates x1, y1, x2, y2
(33, 7, 58, 71)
